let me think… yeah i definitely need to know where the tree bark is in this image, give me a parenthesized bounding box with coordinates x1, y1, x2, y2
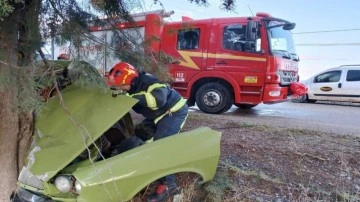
(17, 112, 34, 173)
(0, 0, 37, 199)
(0, 4, 21, 199)
(0, 91, 20, 201)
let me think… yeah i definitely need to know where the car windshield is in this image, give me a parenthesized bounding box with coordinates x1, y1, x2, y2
(266, 21, 297, 59)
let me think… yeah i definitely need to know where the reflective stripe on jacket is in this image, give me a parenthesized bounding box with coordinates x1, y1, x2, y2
(129, 72, 187, 121)
(154, 98, 187, 124)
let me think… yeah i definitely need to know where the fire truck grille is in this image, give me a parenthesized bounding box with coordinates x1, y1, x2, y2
(18, 167, 44, 190)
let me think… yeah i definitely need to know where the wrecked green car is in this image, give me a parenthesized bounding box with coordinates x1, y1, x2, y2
(12, 61, 221, 202)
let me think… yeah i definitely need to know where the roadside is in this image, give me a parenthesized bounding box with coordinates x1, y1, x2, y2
(219, 102, 360, 137)
(133, 111, 360, 201)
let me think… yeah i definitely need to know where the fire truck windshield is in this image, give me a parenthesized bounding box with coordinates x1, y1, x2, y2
(266, 21, 297, 59)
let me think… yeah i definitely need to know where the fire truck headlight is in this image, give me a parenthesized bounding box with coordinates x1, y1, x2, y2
(269, 91, 281, 97)
(54, 176, 72, 193)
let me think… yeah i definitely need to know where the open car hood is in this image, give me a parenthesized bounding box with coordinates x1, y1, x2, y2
(27, 85, 137, 181)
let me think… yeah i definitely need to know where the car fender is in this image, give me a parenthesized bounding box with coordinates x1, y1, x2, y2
(73, 127, 221, 202)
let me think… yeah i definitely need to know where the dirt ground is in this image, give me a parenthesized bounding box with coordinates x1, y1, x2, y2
(133, 111, 360, 202)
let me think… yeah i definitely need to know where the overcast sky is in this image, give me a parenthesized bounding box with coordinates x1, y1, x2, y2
(142, 0, 360, 80)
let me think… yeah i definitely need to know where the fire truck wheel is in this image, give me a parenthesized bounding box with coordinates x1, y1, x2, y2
(234, 104, 258, 109)
(195, 82, 233, 114)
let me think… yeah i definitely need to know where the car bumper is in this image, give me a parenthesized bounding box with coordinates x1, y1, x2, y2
(11, 188, 52, 202)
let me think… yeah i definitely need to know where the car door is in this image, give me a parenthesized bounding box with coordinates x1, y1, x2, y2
(308, 70, 344, 101)
(340, 69, 360, 102)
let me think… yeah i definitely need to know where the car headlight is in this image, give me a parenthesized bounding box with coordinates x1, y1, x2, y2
(75, 180, 82, 193)
(54, 176, 72, 193)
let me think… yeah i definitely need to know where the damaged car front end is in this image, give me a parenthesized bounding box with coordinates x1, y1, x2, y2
(12, 61, 221, 202)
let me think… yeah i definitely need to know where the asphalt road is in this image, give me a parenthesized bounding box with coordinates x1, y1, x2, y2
(189, 101, 360, 136)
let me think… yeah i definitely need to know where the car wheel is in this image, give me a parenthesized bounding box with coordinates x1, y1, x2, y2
(195, 82, 233, 114)
(110, 136, 144, 156)
(291, 95, 307, 103)
(306, 98, 317, 103)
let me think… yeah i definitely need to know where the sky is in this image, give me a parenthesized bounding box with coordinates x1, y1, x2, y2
(141, 0, 360, 80)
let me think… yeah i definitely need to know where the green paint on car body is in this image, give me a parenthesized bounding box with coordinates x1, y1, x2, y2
(17, 61, 221, 201)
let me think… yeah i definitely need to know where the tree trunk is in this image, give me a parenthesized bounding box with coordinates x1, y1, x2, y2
(0, 77, 34, 202)
(18, 112, 34, 173)
(0, 91, 20, 201)
(0, 0, 37, 199)
(0, 6, 21, 199)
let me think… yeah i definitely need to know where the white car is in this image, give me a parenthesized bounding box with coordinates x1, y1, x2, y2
(292, 65, 360, 103)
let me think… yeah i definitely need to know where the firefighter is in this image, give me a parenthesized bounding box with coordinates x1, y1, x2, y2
(106, 62, 188, 202)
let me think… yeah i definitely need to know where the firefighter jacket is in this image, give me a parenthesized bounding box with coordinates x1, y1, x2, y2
(128, 72, 187, 123)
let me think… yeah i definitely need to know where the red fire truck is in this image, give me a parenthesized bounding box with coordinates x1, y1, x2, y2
(76, 10, 304, 114)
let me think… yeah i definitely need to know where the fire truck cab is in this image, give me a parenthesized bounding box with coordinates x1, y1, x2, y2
(158, 12, 299, 113)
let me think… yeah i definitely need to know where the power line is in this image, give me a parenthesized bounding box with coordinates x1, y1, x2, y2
(293, 28, 360, 34)
(296, 43, 360, 46)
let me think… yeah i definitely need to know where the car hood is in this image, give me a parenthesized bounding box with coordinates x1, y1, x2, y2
(26, 85, 137, 182)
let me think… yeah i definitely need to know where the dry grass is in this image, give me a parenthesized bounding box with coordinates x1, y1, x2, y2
(129, 111, 360, 202)
(180, 112, 360, 202)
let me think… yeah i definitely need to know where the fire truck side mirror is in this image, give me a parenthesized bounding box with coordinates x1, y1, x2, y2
(246, 20, 258, 41)
(283, 23, 296, 31)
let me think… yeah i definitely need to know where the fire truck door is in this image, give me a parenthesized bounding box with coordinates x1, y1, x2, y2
(208, 22, 268, 103)
(213, 23, 267, 87)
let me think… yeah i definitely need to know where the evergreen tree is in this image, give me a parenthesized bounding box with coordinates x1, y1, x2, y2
(0, 0, 235, 200)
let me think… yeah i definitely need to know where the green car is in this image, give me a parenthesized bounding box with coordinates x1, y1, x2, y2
(12, 61, 221, 202)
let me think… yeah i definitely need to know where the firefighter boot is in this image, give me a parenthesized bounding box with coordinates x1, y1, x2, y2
(146, 182, 179, 202)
